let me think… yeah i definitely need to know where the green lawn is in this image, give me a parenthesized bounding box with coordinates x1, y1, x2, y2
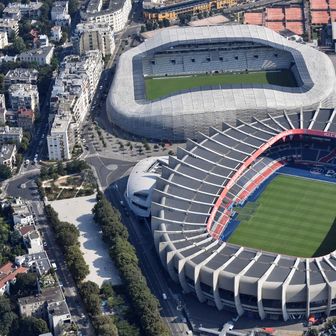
(228, 174, 336, 257)
(145, 70, 297, 100)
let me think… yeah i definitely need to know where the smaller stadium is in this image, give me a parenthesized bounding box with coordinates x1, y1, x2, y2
(151, 109, 336, 321)
(107, 24, 336, 140)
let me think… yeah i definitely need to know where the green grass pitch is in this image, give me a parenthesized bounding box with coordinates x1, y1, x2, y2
(144, 69, 297, 100)
(228, 174, 336, 258)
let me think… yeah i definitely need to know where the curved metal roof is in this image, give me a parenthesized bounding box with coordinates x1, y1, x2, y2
(107, 25, 336, 140)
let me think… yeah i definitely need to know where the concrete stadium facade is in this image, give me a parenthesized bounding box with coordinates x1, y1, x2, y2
(151, 109, 336, 320)
(106, 25, 336, 141)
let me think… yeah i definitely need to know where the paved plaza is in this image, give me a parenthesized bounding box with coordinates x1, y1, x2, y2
(50, 195, 122, 286)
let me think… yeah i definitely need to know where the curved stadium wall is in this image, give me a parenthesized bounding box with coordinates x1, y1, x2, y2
(106, 25, 336, 141)
(151, 109, 336, 321)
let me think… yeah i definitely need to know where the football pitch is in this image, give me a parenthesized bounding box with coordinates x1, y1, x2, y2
(228, 174, 336, 258)
(145, 69, 298, 100)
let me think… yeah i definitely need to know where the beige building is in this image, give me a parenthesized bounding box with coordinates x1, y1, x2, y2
(74, 22, 115, 57)
(0, 32, 8, 49)
(0, 19, 19, 37)
(0, 94, 6, 124)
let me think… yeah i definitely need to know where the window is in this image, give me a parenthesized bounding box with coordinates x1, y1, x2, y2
(234, 56, 238, 60)
(191, 58, 195, 62)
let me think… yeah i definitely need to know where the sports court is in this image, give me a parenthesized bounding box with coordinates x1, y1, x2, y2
(228, 174, 336, 258)
(145, 69, 297, 100)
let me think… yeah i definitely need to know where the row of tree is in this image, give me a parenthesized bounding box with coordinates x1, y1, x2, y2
(44, 205, 89, 283)
(92, 192, 170, 336)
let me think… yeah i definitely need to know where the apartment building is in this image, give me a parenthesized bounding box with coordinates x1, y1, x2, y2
(18, 46, 54, 65)
(0, 94, 6, 124)
(74, 22, 115, 57)
(0, 126, 23, 144)
(51, 1, 71, 26)
(18, 286, 71, 335)
(81, 0, 132, 32)
(3, 2, 42, 20)
(0, 32, 8, 49)
(8, 84, 39, 112)
(47, 114, 74, 160)
(4, 68, 39, 89)
(0, 19, 19, 37)
(0, 144, 17, 170)
(0, 262, 28, 295)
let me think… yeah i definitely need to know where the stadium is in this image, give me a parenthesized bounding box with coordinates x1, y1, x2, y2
(106, 24, 336, 141)
(151, 109, 336, 321)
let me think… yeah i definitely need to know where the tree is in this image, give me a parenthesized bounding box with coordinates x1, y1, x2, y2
(100, 282, 114, 299)
(80, 281, 100, 297)
(68, 0, 79, 16)
(0, 296, 17, 335)
(11, 273, 38, 297)
(84, 293, 101, 316)
(0, 164, 12, 181)
(12, 36, 26, 53)
(17, 317, 49, 336)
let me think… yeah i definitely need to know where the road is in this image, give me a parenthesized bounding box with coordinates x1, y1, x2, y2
(88, 168, 190, 335)
(30, 200, 95, 336)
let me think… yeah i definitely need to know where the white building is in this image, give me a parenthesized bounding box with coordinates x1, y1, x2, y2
(39, 34, 49, 47)
(51, 1, 71, 26)
(0, 126, 23, 144)
(8, 84, 39, 112)
(0, 19, 19, 38)
(4, 68, 39, 88)
(3, 2, 42, 20)
(51, 26, 62, 42)
(0, 94, 6, 124)
(48, 301, 71, 336)
(12, 199, 34, 226)
(48, 51, 103, 160)
(74, 22, 115, 57)
(18, 46, 54, 65)
(82, 0, 132, 33)
(126, 156, 169, 217)
(0, 144, 17, 170)
(47, 114, 74, 160)
(0, 32, 8, 49)
(26, 230, 44, 254)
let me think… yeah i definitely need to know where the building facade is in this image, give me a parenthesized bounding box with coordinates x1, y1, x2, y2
(81, 0, 132, 32)
(143, 0, 236, 20)
(74, 22, 115, 57)
(18, 46, 54, 65)
(0, 144, 17, 170)
(0, 19, 19, 37)
(0, 126, 23, 144)
(0, 32, 8, 49)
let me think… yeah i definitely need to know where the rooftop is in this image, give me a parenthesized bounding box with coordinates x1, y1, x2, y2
(18, 286, 64, 306)
(0, 144, 16, 161)
(19, 46, 54, 59)
(0, 262, 28, 289)
(47, 300, 70, 316)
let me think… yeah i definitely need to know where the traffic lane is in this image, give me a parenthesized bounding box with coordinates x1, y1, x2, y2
(6, 173, 39, 199)
(31, 202, 95, 336)
(106, 186, 186, 335)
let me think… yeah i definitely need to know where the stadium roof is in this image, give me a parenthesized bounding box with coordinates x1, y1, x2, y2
(151, 109, 336, 320)
(107, 25, 336, 141)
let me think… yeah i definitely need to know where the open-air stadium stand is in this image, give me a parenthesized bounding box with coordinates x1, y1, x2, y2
(107, 25, 336, 141)
(151, 109, 336, 321)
